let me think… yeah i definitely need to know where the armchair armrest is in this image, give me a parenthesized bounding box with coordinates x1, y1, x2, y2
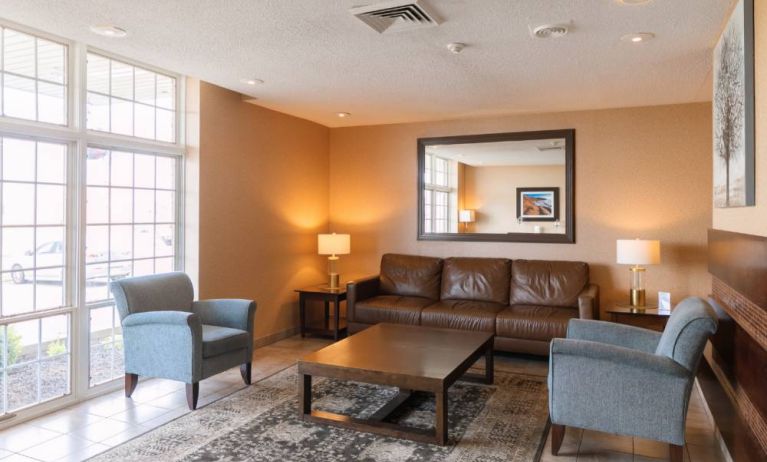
(122, 310, 200, 328)
(577, 283, 599, 319)
(549, 338, 692, 445)
(551, 338, 686, 377)
(192, 299, 256, 353)
(121, 311, 203, 383)
(567, 318, 661, 353)
(346, 275, 380, 323)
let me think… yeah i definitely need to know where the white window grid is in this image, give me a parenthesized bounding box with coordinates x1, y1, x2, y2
(0, 18, 185, 427)
(0, 26, 68, 126)
(85, 52, 176, 143)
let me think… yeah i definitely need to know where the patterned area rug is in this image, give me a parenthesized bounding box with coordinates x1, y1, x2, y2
(90, 364, 549, 462)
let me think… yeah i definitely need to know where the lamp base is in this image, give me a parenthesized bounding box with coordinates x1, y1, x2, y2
(630, 288, 646, 307)
(328, 273, 340, 289)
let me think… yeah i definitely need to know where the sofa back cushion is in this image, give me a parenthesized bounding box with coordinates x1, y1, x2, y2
(110, 271, 194, 321)
(509, 260, 588, 307)
(440, 257, 511, 304)
(380, 254, 443, 300)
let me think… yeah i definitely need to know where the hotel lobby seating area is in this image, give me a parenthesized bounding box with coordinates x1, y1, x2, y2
(0, 0, 764, 461)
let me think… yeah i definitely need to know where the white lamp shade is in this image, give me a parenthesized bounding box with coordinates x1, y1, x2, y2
(318, 233, 350, 255)
(458, 209, 476, 223)
(616, 239, 660, 265)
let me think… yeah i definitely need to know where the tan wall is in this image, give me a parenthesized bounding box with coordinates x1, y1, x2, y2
(463, 164, 567, 234)
(712, 0, 767, 237)
(198, 82, 330, 340)
(329, 103, 712, 314)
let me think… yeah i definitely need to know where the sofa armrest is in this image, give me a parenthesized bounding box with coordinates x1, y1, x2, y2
(551, 338, 685, 376)
(193, 299, 256, 353)
(346, 276, 380, 323)
(577, 283, 599, 320)
(122, 310, 200, 328)
(567, 318, 661, 353)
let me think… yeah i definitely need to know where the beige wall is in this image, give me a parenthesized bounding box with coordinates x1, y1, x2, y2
(329, 103, 712, 314)
(198, 82, 330, 340)
(463, 164, 566, 234)
(712, 0, 767, 237)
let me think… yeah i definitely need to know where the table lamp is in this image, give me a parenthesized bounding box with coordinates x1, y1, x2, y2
(616, 239, 660, 307)
(458, 209, 476, 232)
(318, 233, 350, 289)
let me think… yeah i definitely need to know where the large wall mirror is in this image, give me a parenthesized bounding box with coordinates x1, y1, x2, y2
(417, 129, 575, 243)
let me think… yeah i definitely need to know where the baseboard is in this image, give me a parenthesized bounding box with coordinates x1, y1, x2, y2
(253, 326, 301, 349)
(694, 378, 734, 462)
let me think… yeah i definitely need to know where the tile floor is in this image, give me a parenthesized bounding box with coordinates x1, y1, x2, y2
(0, 336, 728, 461)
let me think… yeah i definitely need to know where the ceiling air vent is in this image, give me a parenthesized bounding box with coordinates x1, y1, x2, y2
(531, 24, 569, 39)
(350, 0, 441, 34)
(537, 146, 564, 152)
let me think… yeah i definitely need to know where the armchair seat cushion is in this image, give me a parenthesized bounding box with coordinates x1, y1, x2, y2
(202, 325, 249, 358)
(497, 305, 577, 341)
(355, 295, 433, 325)
(420, 300, 505, 332)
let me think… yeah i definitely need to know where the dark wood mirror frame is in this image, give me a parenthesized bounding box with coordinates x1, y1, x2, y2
(417, 129, 575, 243)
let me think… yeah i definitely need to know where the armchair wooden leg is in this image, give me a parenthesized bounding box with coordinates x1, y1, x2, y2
(124, 373, 139, 398)
(551, 423, 565, 456)
(669, 444, 684, 462)
(240, 362, 252, 385)
(186, 382, 199, 410)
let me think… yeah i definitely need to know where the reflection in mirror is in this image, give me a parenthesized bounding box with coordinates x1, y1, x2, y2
(418, 130, 574, 243)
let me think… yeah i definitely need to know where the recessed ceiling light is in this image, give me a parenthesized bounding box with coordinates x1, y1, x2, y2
(621, 32, 655, 43)
(89, 25, 128, 38)
(446, 42, 466, 54)
(240, 78, 264, 85)
(336, 112, 351, 118)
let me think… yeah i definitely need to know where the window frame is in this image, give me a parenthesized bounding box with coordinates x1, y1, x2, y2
(0, 18, 186, 428)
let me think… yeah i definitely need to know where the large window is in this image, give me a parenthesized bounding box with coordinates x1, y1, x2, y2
(86, 53, 176, 142)
(85, 148, 178, 386)
(1, 27, 67, 125)
(0, 22, 183, 422)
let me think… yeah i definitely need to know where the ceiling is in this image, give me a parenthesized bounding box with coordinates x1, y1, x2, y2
(0, 0, 733, 127)
(429, 139, 566, 166)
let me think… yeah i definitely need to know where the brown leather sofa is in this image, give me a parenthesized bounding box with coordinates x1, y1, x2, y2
(346, 254, 599, 355)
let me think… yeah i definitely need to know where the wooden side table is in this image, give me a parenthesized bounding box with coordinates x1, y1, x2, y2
(295, 285, 348, 341)
(606, 304, 670, 332)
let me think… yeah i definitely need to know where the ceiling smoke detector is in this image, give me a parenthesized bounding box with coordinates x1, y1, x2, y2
(531, 24, 569, 39)
(350, 0, 441, 34)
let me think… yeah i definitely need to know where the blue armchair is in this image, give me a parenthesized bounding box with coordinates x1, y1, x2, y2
(548, 297, 718, 462)
(110, 272, 257, 410)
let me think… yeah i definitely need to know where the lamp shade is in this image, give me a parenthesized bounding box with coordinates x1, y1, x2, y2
(616, 239, 660, 265)
(318, 233, 350, 256)
(458, 209, 476, 223)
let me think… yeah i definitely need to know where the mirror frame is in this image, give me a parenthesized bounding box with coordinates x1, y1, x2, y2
(417, 129, 575, 243)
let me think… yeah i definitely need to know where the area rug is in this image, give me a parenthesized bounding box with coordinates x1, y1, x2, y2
(90, 363, 549, 462)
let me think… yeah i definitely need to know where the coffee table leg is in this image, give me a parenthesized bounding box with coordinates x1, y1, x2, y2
(300, 374, 312, 416)
(435, 389, 448, 445)
(485, 342, 494, 384)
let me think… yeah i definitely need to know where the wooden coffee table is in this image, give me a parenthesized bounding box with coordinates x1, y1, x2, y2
(297, 323, 494, 445)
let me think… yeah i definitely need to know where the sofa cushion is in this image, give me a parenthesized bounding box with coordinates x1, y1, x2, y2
(496, 305, 577, 341)
(509, 260, 588, 307)
(380, 254, 443, 300)
(354, 295, 433, 325)
(421, 300, 506, 332)
(202, 324, 249, 358)
(440, 257, 511, 304)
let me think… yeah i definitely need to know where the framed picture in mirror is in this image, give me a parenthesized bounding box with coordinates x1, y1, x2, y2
(517, 187, 559, 221)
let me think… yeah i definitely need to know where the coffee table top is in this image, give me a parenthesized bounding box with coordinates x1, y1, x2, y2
(298, 323, 493, 386)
